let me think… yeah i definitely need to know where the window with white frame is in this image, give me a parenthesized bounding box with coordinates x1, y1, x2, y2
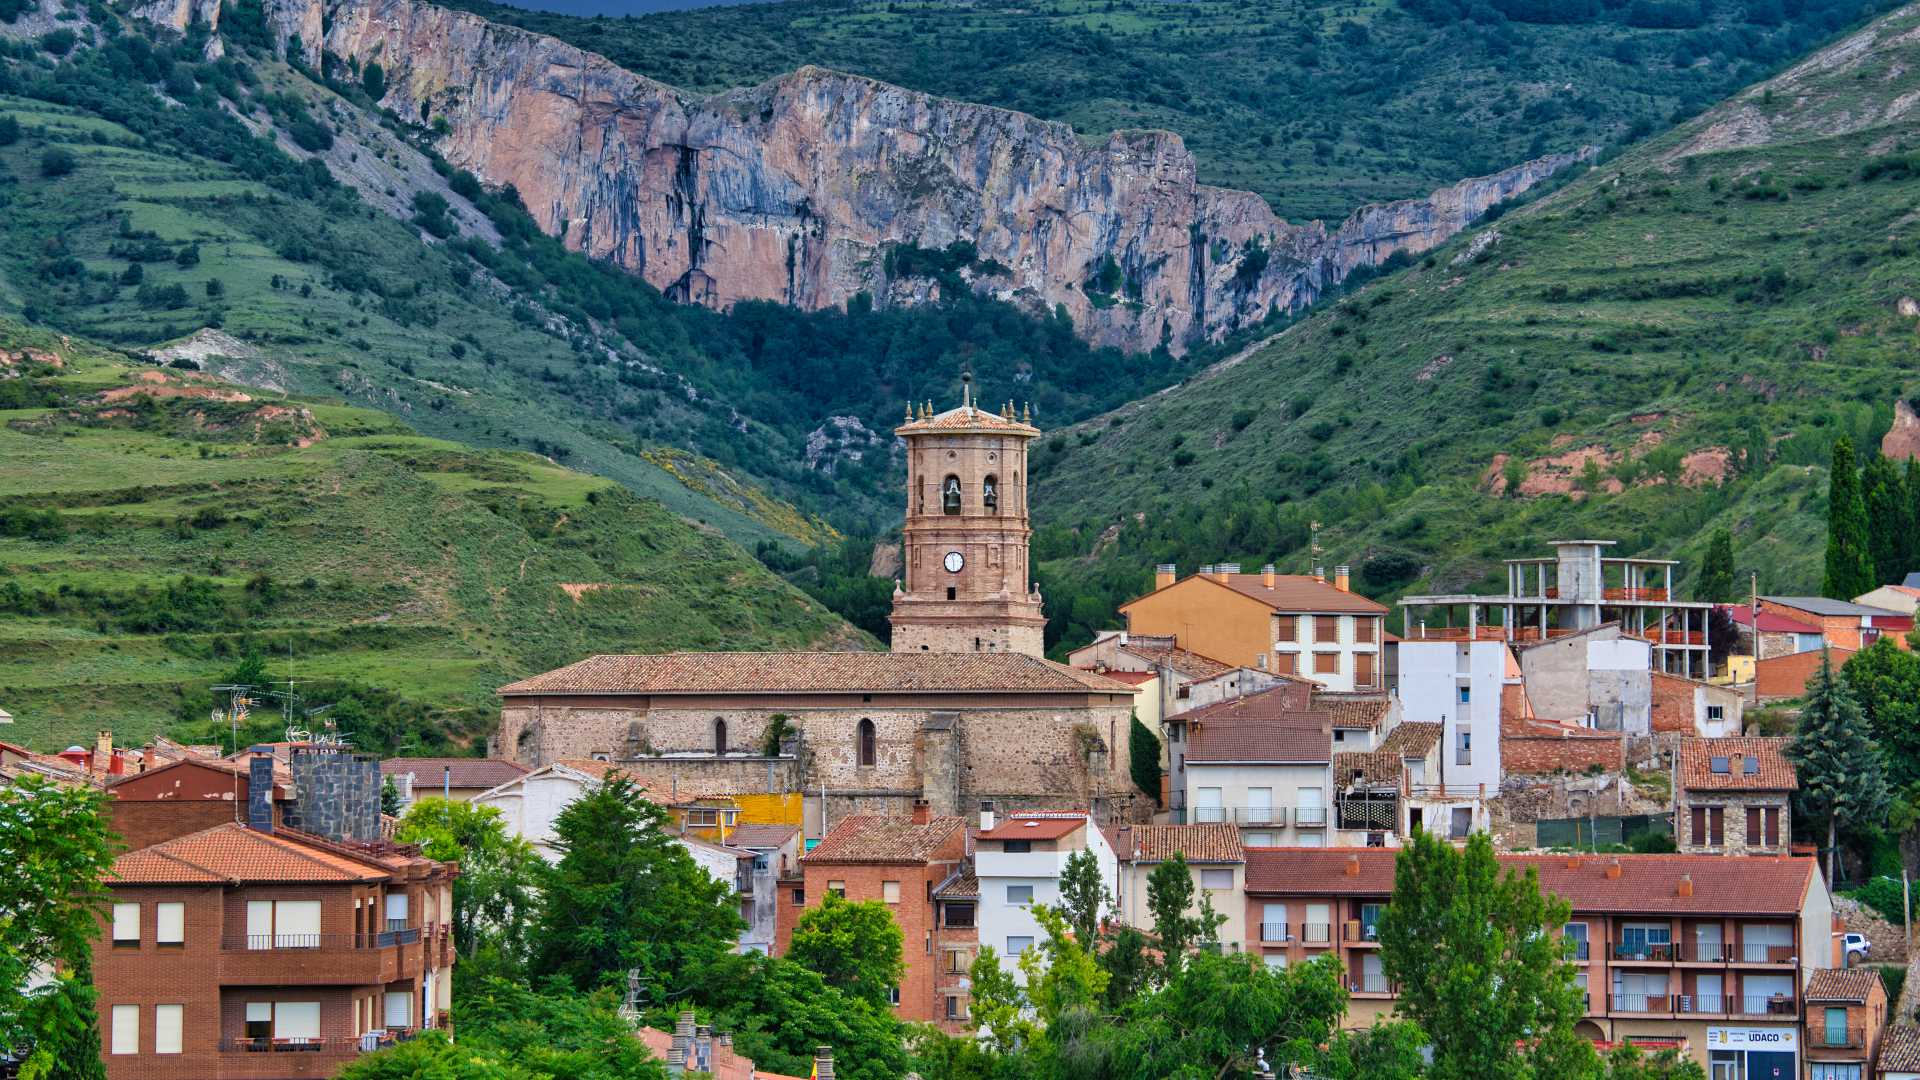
(110, 1005, 138, 1054)
(154, 1005, 182, 1054)
(385, 992, 414, 1030)
(244, 1002, 272, 1040)
(1006, 936, 1034, 955)
(112, 902, 139, 946)
(156, 902, 184, 947)
(275, 1002, 320, 1043)
(1199, 868, 1233, 890)
(1810, 1062, 1862, 1080)
(882, 880, 901, 904)
(1006, 884, 1034, 905)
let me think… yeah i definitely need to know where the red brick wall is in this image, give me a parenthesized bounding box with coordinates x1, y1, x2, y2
(1503, 734, 1624, 774)
(1756, 648, 1854, 700)
(111, 802, 246, 852)
(1649, 674, 1694, 734)
(793, 861, 953, 1024)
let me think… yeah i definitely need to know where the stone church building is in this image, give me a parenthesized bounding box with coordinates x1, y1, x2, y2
(492, 379, 1143, 826)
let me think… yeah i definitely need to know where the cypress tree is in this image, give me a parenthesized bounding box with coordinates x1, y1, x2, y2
(1129, 711, 1163, 805)
(1786, 652, 1889, 883)
(1822, 437, 1875, 599)
(1697, 528, 1735, 603)
(1863, 454, 1904, 588)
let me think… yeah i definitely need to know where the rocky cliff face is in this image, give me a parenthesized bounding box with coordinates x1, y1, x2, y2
(257, 0, 1593, 353)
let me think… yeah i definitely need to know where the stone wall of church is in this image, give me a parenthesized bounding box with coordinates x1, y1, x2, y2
(891, 620, 1045, 657)
(495, 697, 1146, 821)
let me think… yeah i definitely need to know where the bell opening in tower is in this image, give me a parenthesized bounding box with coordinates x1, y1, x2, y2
(943, 475, 962, 515)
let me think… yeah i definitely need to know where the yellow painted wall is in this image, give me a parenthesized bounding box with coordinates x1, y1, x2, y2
(1712, 654, 1755, 685)
(676, 793, 806, 844)
(1120, 578, 1272, 669)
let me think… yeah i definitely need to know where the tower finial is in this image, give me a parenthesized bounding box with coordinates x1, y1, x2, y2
(905, 401, 914, 424)
(960, 365, 973, 411)
(1021, 402, 1031, 424)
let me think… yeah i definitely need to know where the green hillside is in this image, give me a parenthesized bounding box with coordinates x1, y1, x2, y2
(449, 0, 1903, 222)
(1026, 2, 1920, 649)
(0, 16, 1200, 539)
(0, 318, 862, 753)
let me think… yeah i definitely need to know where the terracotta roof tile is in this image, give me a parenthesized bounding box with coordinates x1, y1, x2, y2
(110, 823, 391, 884)
(381, 757, 528, 789)
(1318, 696, 1392, 730)
(1379, 721, 1442, 757)
(895, 404, 1039, 435)
(1119, 644, 1234, 680)
(1246, 848, 1397, 894)
(1187, 718, 1331, 763)
(1805, 968, 1881, 1002)
(803, 815, 966, 865)
(1880, 1026, 1920, 1071)
(1335, 751, 1402, 787)
(724, 824, 799, 849)
(1125, 573, 1387, 616)
(1168, 683, 1310, 724)
(1679, 738, 1796, 791)
(1115, 824, 1243, 864)
(1247, 850, 1817, 914)
(500, 652, 1132, 695)
(933, 869, 979, 899)
(979, 815, 1088, 841)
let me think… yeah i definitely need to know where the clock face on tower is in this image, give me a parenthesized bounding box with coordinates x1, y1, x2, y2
(944, 551, 965, 573)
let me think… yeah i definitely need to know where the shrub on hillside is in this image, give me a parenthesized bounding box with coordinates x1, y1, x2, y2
(39, 148, 75, 177)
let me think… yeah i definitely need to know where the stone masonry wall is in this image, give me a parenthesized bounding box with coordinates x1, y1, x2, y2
(1675, 789, 1791, 854)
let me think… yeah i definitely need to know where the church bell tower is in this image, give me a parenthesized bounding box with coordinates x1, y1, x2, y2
(889, 374, 1046, 657)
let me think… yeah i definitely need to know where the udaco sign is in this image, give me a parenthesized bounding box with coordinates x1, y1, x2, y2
(1707, 1027, 1800, 1052)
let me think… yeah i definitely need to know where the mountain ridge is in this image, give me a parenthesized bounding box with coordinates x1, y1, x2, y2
(240, 0, 1591, 352)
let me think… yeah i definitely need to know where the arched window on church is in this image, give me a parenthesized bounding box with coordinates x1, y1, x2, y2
(982, 474, 999, 511)
(942, 475, 962, 515)
(857, 718, 876, 767)
(714, 717, 727, 755)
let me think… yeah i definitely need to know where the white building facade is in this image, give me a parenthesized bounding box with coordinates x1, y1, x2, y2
(975, 811, 1119, 983)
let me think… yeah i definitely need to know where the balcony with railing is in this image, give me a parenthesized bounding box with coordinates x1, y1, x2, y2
(1259, 922, 1290, 944)
(1299, 922, 1331, 945)
(1810, 1025, 1866, 1050)
(1342, 919, 1382, 945)
(1679, 994, 1799, 1018)
(1294, 807, 1328, 828)
(1610, 942, 1675, 963)
(1192, 807, 1229, 824)
(1611, 993, 1672, 1015)
(219, 929, 418, 984)
(1236, 807, 1285, 826)
(215, 1031, 419, 1078)
(1603, 587, 1671, 602)
(1352, 972, 1392, 995)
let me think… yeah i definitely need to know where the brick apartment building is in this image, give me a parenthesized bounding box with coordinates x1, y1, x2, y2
(1801, 968, 1886, 1080)
(774, 810, 971, 1030)
(1242, 848, 1837, 1076)
(93, 747, 456, 1079)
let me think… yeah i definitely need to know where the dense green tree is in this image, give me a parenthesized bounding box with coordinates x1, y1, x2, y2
(1056, 848, 1109, 947)
(528, 773, 742, 993)
(1376, 830, 1594, 1080)
(1144, 854, 1222, 974)
(0, 777, 117, 1075)
(1314, 1019, 1430, 1080)
(1905, 458, 1920, 577)
(964, 945, 1031, 1057)
(708, 957, 908, 1080)
(361, 61, 386, 101)
(338, 977, 666, 1080)
(1601, 1043, 1708, 1080)
(1127, 713, 1162, 805)
(787, 891, 906, 1009)
(1789, 651, 1893, 881)
(1090, 951, 1348, 1080)
(1863, 454, 1906, 587)
(1696, 528, 1736, 603)
(380, 776, 402, 817)
(1824, 437, 1876, 599)
(395, 797, 541, 965)
(1096, 924, 1155, 1009)
(1842, 639, 1920, 787)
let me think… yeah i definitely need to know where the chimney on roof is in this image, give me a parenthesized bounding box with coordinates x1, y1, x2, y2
(247, 748, 275, 834)
(1314, 565, 1326, 583)
(1345, 854, 1360, 877)
(1156, 564, 1177, 590)
(1677, 874, 1693, 898)
(94, 730, 112, 774)
(1262, 564, 1277, 588)
(667, 1011, 695, 1074)
(912, 799, 930, 825)
(980, 806, 996, 832)
(693, 1025, 713, 1074)
(108, 749, 125, 776)
(1335, 566, 1351, 593)
(814, 1047, 837, 1080)
(1730, 752, 1744, 775)
(718, 1032, 732, 1051)
(1605, 859, 1622, 880)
